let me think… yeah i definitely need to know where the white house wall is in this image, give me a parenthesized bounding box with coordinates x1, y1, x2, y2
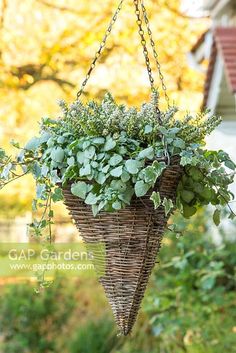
(216, 74, 236, 120)
(207, 54, 224, 112)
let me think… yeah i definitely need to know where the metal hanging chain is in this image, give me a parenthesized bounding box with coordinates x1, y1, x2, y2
(140, 0, 170, 108)
(76, 0, 124, 99)
(133, 0, 163, 123)
(134, 0, 170, 161)
(133, 0, 155, 92)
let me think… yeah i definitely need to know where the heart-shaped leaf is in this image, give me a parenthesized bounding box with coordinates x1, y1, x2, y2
(135, 180, 150, 197)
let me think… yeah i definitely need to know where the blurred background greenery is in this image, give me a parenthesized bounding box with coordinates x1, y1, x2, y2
(0, 212, 235, 352)
(0, 0, 235, 352)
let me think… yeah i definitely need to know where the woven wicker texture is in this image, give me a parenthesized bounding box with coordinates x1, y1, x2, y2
(63, 157, 183, 335)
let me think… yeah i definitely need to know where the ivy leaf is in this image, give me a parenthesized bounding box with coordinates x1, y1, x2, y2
(200, 187, 213, 202)
(80, 164, 91, 176)
(36, 184, 46, 199)
(24, 137, 41, 151)
(200, 275, 216, 290)
(67, 156, 75, 166)
(52, 187, 64, 202)
(218, 150, 230, 161)
(32, 199, 38, 211)
(112, 201, 122, 210)
(158, 127, 169, 135)
(183, 204, 197, 218)
(85, 192, 99, 205)
(109, 154, 123, 166)
(40, 132, 51, 145)
(48, 209, 54, 218)
(163, 197, 174, 216)
(91, 161, 98, 168)
(152, 161, 166, 177)
(71, 181, 89, 199)
(104, 137, 116, 151)
(173, 138, 185, 149)
(144, 124, 153, 134)
(189, 167, 202, 181)
(92, 204, 99, 216)
(98, 200, 107, 212)
(134, 180, 150, 197)
(10, 140, 21, 149)
(41, 165, 49, 177)
(0, 148, 6, 159)
(121, 171, 130, 182)
(180, 151, 199, 166)
(32, 162, 42, 178)
(213, 209, 221, 226)
(96, 172, 106, 184)
(77, 151, 85, 164)
(51, 147, 65, 163)
(110, 180, 126, 192)
(110, 166, 123, 177)
(225, 160, 236, 170)
(142, 166, 158, 185)
(118, 146, 127, 154)
(125, 159, 141, 174)
(181, 190, 195, 204)
(50, 170, 61, 183)
(82, 140, 91, 150)
(118, 187, 134, 204)
(228, 212, 236, 220)
(193, 182, 204, 194)
(92, 137, 105, 145)
(169, 127, 180, 134)
(97, 153, 105, 161)
(84, 146, 96, 159)
(102, 165, 110, 173)
(138, 147, 154, 160)
(57, 136, 65, 144)
(150, 191, 161, 209)
(1, 163, 13, 179)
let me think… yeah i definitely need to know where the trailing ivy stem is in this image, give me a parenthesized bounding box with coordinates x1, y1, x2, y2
(0, 170, 29, 189)
(48, 190, 52, 244)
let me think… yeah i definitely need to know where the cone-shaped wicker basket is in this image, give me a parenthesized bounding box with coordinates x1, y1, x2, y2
(61, 0, 184, 335)
(63, 156, 183, 335)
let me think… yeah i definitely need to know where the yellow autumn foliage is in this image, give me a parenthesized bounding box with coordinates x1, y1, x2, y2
(0, 0, 208, 216)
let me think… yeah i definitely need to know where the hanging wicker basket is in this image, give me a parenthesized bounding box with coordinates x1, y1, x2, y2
(63, 156, 183, 335)
(58, 0, 185, 336)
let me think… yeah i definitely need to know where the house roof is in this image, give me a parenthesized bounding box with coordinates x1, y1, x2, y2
(203, 27, 236, 108)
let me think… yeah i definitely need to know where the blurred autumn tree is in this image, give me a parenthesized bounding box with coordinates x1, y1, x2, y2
(0, 0, 207, 216)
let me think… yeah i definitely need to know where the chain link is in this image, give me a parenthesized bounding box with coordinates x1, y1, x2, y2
(76, 0, 124, 99)
(140, 0, 170, 108)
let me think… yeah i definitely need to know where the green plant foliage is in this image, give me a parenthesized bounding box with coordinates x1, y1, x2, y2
(0, 91, 235, 238)
(0, 214, 235, 353)
(69, 317, 121, 353)
(142, 212, 236, 353)
(0, 277, 75, 353)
